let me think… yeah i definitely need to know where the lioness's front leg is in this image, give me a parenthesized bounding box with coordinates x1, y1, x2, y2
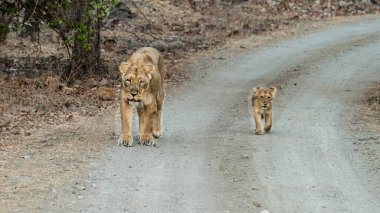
(264, 110, 272, 132)
(253, 109, 265, 135)
(140, 104, 155, 146)
(120, 100, 133, 147)
(136, 107, 144, 142)
(153, 97, 163, 138)
(152, 112, 161, 139)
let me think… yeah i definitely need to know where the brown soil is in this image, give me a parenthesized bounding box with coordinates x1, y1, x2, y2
(365, 85, 380, 122)
(352, 84, 380, 170)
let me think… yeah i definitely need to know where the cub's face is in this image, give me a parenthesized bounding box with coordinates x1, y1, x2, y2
(122, 73, 151, 102)
(253, 86, 277, 109)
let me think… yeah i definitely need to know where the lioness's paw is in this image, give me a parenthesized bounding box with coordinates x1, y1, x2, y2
(118, 136, 133, 147)
(153, 131, 161, 139)
(140, 139, 156, 147)
(255, 129, 265, 135)
(122, 140, 133, 147)
(264, 126, 272, 132)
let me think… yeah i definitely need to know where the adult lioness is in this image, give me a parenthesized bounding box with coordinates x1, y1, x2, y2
(118, 47, 165, 146)
(251, 86, 277, 135)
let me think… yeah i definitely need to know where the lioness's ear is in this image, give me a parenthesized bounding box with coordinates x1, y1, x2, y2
(270, 86, 277, 98)
(119, 62, 129, 74)
(144, 63, 154, 73)
(143, 54, 153, 64)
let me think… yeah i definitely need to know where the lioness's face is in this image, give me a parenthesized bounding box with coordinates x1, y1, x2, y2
(254, 86, 277, 109)
(122, 73, 151, 102)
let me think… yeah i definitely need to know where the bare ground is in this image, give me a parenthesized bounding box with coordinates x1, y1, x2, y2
(1, 1, 380, 211)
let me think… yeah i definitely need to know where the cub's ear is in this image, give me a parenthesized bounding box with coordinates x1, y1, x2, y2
(251, 86, 259, 100)
(119, 62, 129, 74)
(269, 86, 277, 98)
(253, 86, 261, 96)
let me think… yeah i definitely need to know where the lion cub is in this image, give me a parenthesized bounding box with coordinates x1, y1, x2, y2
(251, 86, 277, 135)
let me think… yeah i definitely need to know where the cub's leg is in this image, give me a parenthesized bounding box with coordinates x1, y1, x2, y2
(140, 105, 155, 146)
(119, 100, 133, 147)
(253, 106, 265, 135)
(135, 107, 145, 142)
(153, 98, 163, 138)
(264, 110, 272, 132)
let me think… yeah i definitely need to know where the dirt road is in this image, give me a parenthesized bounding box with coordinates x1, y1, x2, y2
(42, 16, 380, 212)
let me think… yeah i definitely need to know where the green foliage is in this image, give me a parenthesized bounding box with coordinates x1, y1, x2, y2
(42, 0, 118, 54)
(1, 0, 118, 53)
(0, 0, 18, 42)
(1, 0, 118, 79)
(0, 2, 17, 15)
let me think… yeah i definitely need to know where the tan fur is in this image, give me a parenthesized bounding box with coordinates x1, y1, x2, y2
(251, 86, 277, 135)
(118, 47, 165, 146)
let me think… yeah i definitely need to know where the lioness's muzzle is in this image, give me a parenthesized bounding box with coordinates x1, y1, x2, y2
(128, 97, 140, 102)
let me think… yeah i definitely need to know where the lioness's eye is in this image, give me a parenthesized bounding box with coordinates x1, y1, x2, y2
(260, 96, 264, 99)
(139, 80, 145, 85)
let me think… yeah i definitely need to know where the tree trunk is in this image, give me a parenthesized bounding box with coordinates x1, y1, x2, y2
(19, 0, 40, 40)
(67, 1, 101, 81)
(0, 22, 10, 43)
(0, 1, 15, 43)
(69, 22, 101, 80)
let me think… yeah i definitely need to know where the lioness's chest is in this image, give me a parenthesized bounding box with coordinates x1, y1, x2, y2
(129, 101, 144, 108)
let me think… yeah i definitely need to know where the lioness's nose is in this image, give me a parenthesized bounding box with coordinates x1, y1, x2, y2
(131, 87, 138, 96)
